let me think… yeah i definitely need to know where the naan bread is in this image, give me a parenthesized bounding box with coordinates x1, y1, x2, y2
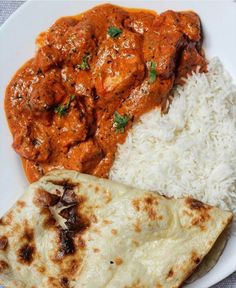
(0, 170, 233, 288)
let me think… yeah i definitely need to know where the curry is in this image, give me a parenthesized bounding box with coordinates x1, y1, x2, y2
(5, 4, 207, 182)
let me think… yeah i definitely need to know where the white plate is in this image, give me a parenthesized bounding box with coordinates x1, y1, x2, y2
(0, 1, 236, 287)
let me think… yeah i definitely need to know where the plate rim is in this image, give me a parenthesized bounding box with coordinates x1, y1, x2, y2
(0, 1, 235, 287)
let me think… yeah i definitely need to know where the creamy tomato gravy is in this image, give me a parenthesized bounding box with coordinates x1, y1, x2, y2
(5, 4, 207, 182)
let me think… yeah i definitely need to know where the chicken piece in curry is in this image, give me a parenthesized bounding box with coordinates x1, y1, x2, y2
(5, 4, 207, 182)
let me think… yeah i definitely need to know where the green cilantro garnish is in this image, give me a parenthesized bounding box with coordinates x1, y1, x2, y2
(55, 95, 75, 117)
(113, 111, 130, 133)
(148, 61, 157, 84)
(108, 27, 122, 38)
(77, 53, 90, 70)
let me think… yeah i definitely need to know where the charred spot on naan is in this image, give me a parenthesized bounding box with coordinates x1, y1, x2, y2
(53, 256, 82, 281)
(60, 184, 78, 206)
(0, 236, 8, 251)
(93, 247, 100, 253)
(185, 198, 211, 230)
(191, 214, 211, 230)
(0, 211, 13, 226)
(37, 265, 46, 274)
(111, 228, 118, 235)
(58, 198, 90, 232)
(17, 243, 35, 264)
(48, 180, 79, 206)
(132, 193, 160, 221)
(114, 256, 123, 265)
(103, 219, 112, 225)
(142, 196, 158, 219)
(60, 276, 70, 288)
(186, 198, 210, 211)
(57, 228, 76, 257)
(191, 251, 201, 265)
(132, 198, 141, 211)
(16, 200, 26, 209)
(56, 206, 89, 260)
(48, 179, 78, 189)
(0, 260, 9, 273)
(33, 188, 61, 207)
(20, 225, 34, 242)
(16, 221, 36, 265)
(47, 277, 66, 288)
(133, 219, 142, 233)
(166, 267, 174, 279)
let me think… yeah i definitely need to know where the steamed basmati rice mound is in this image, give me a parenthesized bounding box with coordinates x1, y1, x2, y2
(110, 58, 236, 217)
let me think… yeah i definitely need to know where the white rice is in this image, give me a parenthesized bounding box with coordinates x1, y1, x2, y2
(110, 58, 236, 221)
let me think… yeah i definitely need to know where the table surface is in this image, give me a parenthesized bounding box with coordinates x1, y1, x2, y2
(0, 1, 236, 287)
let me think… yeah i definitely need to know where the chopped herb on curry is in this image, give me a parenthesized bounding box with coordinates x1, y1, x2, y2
(108, 27, 122, 38)
(76, 54, 90, 70)
(148, 61, 157, 84)
(55, 95, 75, 117)
(113, 111, 130, 133)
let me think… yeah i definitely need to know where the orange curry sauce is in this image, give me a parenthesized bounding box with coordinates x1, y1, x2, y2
(5, 4, 207, 182)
